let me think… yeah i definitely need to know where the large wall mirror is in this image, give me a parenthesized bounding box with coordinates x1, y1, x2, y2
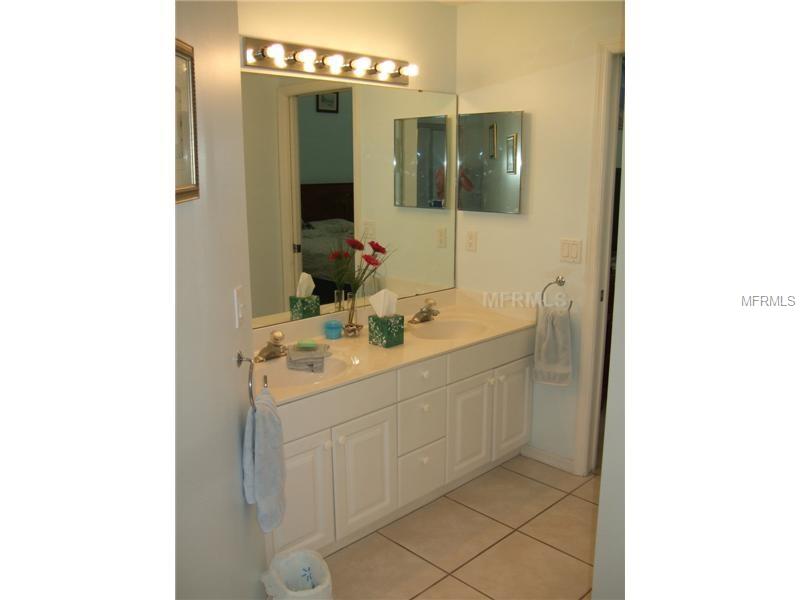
(240, 71, 457, 327)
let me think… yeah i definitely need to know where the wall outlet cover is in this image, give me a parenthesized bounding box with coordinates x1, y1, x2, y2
(466, 231, 478, 252)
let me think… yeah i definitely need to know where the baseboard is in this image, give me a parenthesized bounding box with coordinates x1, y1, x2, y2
(520, 445, 582, 475)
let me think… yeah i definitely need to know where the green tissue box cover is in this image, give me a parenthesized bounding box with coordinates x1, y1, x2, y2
(368, 314, 404, 348)
(289, 295, 321, 320)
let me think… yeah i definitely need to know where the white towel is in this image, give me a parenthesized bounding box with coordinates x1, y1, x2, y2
(534, 305, 573, 385)
(242, 387, 286, 532)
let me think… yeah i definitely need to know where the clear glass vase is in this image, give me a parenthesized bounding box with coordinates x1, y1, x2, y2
(334, 289, 345, 312)
(344, 290, 363, 337)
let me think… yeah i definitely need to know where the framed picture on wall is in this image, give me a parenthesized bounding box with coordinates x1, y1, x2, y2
(316, 92, 339, 113)
(176, 38, 199, 203)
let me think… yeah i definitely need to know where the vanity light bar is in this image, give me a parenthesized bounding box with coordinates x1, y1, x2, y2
(242, 37, 418, 86)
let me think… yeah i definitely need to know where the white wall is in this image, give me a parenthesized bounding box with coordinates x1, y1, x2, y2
(241, 72, 285, 318)
(456, 2, 624, 466)
(237, 2, 457, 93)
(176, 3, 266, 598)
(593, 136, 624, 599)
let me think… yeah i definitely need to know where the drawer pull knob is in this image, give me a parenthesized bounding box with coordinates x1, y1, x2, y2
(498, 375, 506, 382)
(324, 440, 333, 450)
(421, 456, 430, 465)
(421, 370, 430, 379)
(338, 436, 347, 445)
(488, 377, 496, 385)
(421, 403, 431, 412)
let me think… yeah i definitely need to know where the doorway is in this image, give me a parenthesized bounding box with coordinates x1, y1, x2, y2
(594, 57, 624, 471)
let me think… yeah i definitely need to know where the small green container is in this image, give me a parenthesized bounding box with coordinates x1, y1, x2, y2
(289, 295, 321, 320)
(368, 314, 404, 348)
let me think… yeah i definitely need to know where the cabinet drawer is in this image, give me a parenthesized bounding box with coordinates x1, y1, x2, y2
(398, 438, 446, 506)
(397, 388, 447, 456)
(278, 371, 396, 442)
(447, 328, 534, 383)
(397, 356, 447, 401)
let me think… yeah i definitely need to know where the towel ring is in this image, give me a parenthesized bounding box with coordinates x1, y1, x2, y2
(237, 351, 269, 410)
(540, 276, 573, 310)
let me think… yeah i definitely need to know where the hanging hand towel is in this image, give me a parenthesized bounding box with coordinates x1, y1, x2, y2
(242, 387, 286, 532)
(534, 305, 573, 385)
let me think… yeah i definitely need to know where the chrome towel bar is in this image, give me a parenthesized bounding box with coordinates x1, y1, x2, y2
(237, 351, 268, 410)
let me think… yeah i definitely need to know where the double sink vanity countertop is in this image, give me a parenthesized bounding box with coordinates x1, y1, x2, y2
(255, 304, 537, 406)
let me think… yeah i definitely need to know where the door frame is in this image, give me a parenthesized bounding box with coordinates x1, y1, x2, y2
(574, 42, 625, 475)
(276, 80, 355, 307)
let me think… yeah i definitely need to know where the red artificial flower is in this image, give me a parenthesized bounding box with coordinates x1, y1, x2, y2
(345, 238, 364, 251)
(328, 250, 342, 261)
(343, 251, 351, 258)
(363, 254, 381, 267)
(368, 241, 386, 254)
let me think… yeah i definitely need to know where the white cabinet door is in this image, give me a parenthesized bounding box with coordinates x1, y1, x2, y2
(272, 429, 335, 553)
(446, 370, 493, 482)
(492, 357, 532, 459)
(332, 406, 398, 538)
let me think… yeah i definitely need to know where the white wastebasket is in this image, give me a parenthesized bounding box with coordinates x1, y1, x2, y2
(261, 549, 332, 599)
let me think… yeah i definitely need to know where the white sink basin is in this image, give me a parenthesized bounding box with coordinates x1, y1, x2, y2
(409, 319, 488, 340)
(257, 355, 351, 389)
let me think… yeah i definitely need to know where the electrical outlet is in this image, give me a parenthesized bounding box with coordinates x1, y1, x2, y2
(437, 228, 447, 248)
(560, 238, 582, 263)
(233, 285, 245, 328)
(466, 231, 478, 252)
(363, 220, 376, 239)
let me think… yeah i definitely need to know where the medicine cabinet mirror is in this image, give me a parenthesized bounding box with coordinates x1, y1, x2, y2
(458, 111, 523, 214)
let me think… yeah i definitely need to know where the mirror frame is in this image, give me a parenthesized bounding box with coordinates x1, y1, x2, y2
(176, 39, 200, 204)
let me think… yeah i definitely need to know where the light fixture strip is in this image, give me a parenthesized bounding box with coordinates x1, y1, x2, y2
(242, 37, 417, 86)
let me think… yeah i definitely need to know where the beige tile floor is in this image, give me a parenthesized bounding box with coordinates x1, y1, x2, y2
(327, 456, 601, 600)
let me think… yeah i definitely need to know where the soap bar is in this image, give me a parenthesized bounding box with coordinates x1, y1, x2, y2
(296, 339, 318, 350)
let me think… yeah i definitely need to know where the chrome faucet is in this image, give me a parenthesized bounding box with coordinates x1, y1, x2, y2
(409, 298, 440, 324)
(254, 331, 287, 362)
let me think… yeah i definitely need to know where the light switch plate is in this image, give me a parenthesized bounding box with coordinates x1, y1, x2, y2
(560, 238, 582, 263)
(233, 285, 245, 328)
(466, 231, 478, 252)
(437, 228, 447, 248)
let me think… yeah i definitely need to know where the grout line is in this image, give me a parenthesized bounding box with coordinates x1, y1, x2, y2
(448, 573, 495, 599)
(579, 588, 592, 600)
(516, 528, 595, 567)
(447, 528, 518, 577)
(443, 495, 521, 529)
(568, 489, 599, 506)
(500, 464, 593, 494)
(376, 530, 449, 576)
(407, 572, 450, 600)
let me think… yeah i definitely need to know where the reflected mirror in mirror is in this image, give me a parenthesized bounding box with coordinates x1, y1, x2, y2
(394, 115, 448, 208)
(458, 111, 522, 214)
(240, 72, 457, 327)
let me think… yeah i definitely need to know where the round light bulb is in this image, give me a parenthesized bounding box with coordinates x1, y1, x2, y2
(274, 57, 287, 69)
(350, 56, 373, 72)
(245, 48, 256, 64)
(265, 44, 285, 60)
(399, 64, 419, 77)
(294, 48, 317, 64)
(323, 54, 345, 75)
(377, 72, 390, 81)
(376, 60, 397, 74)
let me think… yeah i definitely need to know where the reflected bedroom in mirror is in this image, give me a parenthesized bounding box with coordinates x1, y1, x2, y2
(240, 70, 457, 328)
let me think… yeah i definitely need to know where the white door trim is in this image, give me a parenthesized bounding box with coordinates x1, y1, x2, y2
(574, 42, 624, 476)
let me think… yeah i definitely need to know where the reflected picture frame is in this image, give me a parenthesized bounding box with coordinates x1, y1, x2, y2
(505, 133, 518, 174)
(316, 92, 339, 113)
(176, 39, 199, 203)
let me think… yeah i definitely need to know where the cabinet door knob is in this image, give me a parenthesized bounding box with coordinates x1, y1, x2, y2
(421, 370, 430, 380)
(421, 403, 431, 413)
(498, 375, 506, 382)
(323, 440, 333, 450)
(421, 456, 430, 465)
(338, 435, 347, 445)
(488, 377, 496, 385)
